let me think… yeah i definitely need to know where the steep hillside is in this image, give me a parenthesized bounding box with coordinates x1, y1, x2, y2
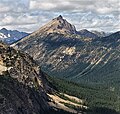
(0, 42, 89, 114)
(0, 42, 50, 114)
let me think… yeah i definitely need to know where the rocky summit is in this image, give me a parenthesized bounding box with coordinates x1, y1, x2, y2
(37, 15, 77, 35)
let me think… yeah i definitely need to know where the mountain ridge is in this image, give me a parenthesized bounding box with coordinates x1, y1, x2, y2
(0, 28, 29, 44)
(13, 15, 120, 86)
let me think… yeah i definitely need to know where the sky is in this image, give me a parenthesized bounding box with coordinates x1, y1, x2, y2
(0, 0, 120, 33)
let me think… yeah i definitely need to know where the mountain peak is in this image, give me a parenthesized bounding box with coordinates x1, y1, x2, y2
(1, 28, 7, 32)
(56, 15, 63, 20)
(79, 29, 89, 33)
(35, 15, 77, 35)
(0, 28, 8, 35)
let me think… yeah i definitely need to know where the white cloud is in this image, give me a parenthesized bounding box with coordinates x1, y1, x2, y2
(2, 15, 14, 24)
(29, 0, 120, 14)
(0, 3, 10, 13)
(30, 1, 56, 10)
(0, 0, 119, 32)
(0, 14, 38, 26)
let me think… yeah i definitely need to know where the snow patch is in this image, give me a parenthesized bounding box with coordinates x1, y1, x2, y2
(0, 33, 7, 39)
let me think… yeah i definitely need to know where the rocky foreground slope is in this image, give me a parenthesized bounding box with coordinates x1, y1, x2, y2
(0, 42, 88, 114)
(0, 42, 50, 114)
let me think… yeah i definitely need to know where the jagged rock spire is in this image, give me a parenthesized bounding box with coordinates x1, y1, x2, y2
(56, 15, 63, 20)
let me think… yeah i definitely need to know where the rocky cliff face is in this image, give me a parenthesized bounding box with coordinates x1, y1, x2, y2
(0, 42, 50, 114)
